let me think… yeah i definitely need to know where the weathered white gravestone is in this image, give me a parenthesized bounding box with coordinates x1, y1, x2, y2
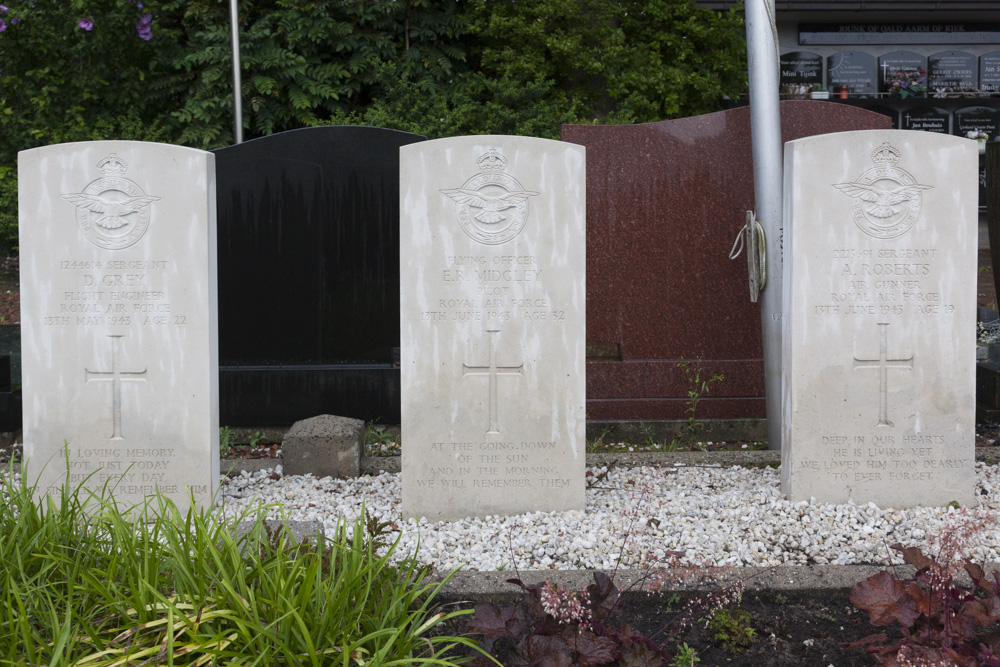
(782, 130, 977, 507)
(19, 141, 218, 513)
(400, 136, 585, 520)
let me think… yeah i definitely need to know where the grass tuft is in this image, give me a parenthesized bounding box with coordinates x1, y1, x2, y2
(0, 461, 482, 665)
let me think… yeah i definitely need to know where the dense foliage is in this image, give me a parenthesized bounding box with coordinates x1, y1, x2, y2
(0, 0, 747, 254)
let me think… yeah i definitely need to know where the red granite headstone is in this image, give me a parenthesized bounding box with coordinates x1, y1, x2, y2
(563, 101, 891, 421)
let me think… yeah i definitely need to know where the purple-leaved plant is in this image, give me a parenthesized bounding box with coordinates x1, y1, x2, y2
(848, 509, 1000, 666)
(461, 478, 764, 665)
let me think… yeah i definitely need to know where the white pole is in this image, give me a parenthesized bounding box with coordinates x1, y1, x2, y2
(229, 0, 243, 144)
(744, 0, 783, 450)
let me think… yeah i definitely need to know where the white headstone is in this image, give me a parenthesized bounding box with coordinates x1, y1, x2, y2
(400, 136, 586, 520)
(782, 130, 977, 507)
(19, 141, 218, 513)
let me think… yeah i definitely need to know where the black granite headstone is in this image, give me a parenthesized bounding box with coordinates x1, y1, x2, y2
(827, 51, 877, 96)
(780, 51, 823, 86)
(982, 52, 1000, 95)
(878, 51, 926, 96)
(901, 107, 951, 134)
(928, 51, 978, 92)
(0, 354, 20, 432)
(214, 126, 426, 425)
(955, 106, 1000, 141)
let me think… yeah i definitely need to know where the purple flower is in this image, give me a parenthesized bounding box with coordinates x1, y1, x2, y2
(0, 6, 7, 12)
(78, 17, 93, 31)
(9, 17, 17, 23)
(0, 18, 5, 32)
(135, 10, 152, 40)
(137, 1, 143, 8)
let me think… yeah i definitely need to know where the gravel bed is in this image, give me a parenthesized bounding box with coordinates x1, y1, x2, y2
(217, 462, 1000, 573)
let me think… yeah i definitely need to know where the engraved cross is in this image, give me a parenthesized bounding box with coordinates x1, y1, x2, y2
(463, 329, 523, 435)
(853, 322, 912, 427)
(86, 334, 147, 440)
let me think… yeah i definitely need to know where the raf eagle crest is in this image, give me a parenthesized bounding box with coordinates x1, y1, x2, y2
(62, 154, 159, 250)
(833, 142, 932, 240)
(441, 149, 538, 245)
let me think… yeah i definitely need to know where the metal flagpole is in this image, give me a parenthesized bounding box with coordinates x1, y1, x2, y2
(229, 0, 243, 144)
(744, 0, 783, 450)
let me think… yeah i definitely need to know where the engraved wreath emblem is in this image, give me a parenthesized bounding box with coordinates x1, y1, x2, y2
(61, 154, 160, 250)
(833, 142, 932, 240)
(440, 149, 538, 245)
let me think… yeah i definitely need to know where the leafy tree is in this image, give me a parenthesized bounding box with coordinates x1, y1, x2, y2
(151, 0, 468, 148)
(465, 0, 746, 124)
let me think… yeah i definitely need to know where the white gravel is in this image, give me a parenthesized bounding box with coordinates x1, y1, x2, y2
(217, 462, 1000, 572)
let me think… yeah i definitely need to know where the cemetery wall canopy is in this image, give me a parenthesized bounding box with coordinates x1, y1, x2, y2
(18, 140, 219, 514)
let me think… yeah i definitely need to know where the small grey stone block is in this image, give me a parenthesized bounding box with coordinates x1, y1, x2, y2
(282, 414, 364, 478)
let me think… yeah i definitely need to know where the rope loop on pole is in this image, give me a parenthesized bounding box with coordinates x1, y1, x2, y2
(729, 211, 767, 303)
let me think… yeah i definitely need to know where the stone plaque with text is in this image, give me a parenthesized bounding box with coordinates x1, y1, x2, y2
(828, 52, 877, 96)
(781, 130, 976, 507)
(19, 141, 219, 514)
(780, 51, 823, 86)
(954, 106, 1000, 141)
(928, 51, 977, 91)
(902, 107, 951, 134)
(400, 136, 585, 520)
(981, 52, 1000, 95)
(878, 51, 926, 95)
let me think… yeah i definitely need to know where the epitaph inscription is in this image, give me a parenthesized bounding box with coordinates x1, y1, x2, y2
(400, 136, 585, 520)
(782, 130, 976, 507)
(19, 141, 219, 514)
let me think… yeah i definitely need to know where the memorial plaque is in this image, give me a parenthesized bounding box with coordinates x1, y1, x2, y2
(781, 51, 823, 86)
(782, 130, 977, 507)
(878, 51, 927, 95)
(928, 51, 977, 91)
(981, 52, 1000, 95)
(828, 52, 877, 96)
(19, 141, 219, 513)
(400, 136, 585, 520)
(954, 106, 999, 141)
(902, 107, 951, 134)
